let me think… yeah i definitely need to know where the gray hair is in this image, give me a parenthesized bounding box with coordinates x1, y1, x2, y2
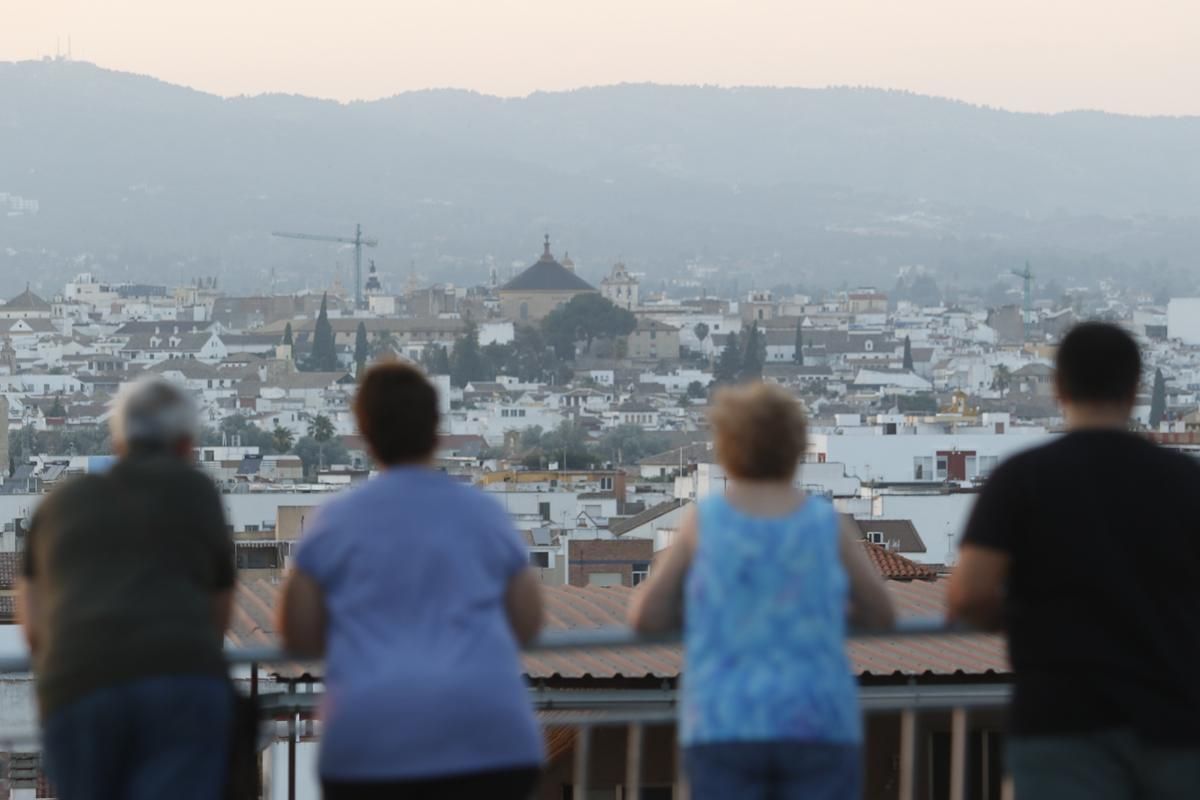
(110, 376, 199, 452)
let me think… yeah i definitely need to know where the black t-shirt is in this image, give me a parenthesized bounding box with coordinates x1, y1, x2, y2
(963, 429, 1200, 743)
(23, 456, 235, 716)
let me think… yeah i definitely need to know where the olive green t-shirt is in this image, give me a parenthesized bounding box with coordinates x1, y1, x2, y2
(23, 456, 235, 717)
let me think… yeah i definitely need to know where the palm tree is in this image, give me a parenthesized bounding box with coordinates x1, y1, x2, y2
(991, 365, 1013, 398)
(307, 414, 336, 472)
(271, 425, 295, 453)
(307, 414, 335, 443)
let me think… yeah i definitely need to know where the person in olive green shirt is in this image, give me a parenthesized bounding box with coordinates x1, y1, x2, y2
(18, 376, 235, 800)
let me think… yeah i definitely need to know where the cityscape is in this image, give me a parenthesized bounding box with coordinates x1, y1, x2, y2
(3, 4, 1200, 800)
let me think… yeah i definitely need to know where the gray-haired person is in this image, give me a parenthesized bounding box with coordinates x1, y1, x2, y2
(17, 377, 236, 800)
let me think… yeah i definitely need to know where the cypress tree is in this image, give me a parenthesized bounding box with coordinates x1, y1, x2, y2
(282, 322, 293, 346)
(354, 321, 369, 377)
(1149, 368, 1167, 428)
(714, 332, 741, 384)
(903, 336, 914, 371)
(308, 293, 337, 372)
(738, 323, 764, 382)
(793, 323, 804, 366)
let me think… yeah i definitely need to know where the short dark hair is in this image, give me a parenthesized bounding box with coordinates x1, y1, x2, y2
(1055, 322, 1141, 404)
(354, 362, 439, 466)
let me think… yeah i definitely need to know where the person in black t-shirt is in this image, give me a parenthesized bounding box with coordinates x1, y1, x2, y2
(949, 322, 1200, 800)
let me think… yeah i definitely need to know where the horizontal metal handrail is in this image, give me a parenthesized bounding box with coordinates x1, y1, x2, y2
(0, 616, 969, 675)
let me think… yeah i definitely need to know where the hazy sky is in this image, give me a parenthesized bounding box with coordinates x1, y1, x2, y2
(3, 0, 1198, 115)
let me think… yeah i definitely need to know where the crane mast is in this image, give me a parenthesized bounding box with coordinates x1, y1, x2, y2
(271, 223, 378, 309)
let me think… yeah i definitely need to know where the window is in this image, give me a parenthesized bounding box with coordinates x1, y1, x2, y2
(650, 328, 657, 340)
(632, 562, 650, 586)
(584, 504, 602, 517)
(935, 457, 948, 480)
(866, 531, 885, 545)
(538, 502, 551, 522)
(966, 455, 978, 478)
(913, 456, 933, 480)
(529, 551, 550, 568)
(978, 455, 999, 477)
(588, 572, 623, 587)
(243, 524, 260, 533)
(600, 476, 613, 490)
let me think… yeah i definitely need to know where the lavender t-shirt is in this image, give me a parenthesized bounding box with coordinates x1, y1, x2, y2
(294, 467, 543, 780)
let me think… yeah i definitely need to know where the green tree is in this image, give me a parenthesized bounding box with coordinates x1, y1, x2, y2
(693, 322, 709, 344)
(533, 420, 594, 470)
(47, 393, 66, 418)
(686, 380, 707, 400)
(371, 330, 399, 359)
(282, 322, 293, 346)
(422, 344, 451, 375)
(209, 415, 277, 452)
(596, 425, 673, 465)
(354, 321, 369, 376)
(450, 322, 489, 388)
(541, 294, 636, 360)
(307, 413, 335, 443)
(714, 332, 741, 384)
(902, 336, 914, 371)
(518, 425, 545, 452)
(293, 436, 350, 477)
(738, 322, 764, 382)
(271, 424, 295, 453)
(793, 323, 804, 366)
(304, 414, 338, 473)
(991, 365, 1013, 398)
(1149, 368, 1167, 428)
(305, 293, 338, 372)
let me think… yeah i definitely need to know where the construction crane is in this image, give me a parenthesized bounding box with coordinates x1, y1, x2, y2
(271, 223, 378, 309)
(1011, 261, 1034, 339)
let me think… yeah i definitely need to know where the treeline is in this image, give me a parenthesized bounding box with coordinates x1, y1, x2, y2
(440, 295, 637, 388)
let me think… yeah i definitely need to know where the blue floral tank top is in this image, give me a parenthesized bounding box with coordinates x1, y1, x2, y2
(681, 494, 862, 745)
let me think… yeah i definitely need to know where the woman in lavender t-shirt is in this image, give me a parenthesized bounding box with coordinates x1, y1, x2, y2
(279, 363, 544, 799)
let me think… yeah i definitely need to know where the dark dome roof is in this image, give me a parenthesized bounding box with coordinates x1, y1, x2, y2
(501, 236, 595, 292)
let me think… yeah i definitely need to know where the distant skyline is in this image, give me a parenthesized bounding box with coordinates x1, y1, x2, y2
(3, 0, 1199, 116)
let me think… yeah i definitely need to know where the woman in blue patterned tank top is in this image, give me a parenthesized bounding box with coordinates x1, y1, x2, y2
(630, 382, 895, 800)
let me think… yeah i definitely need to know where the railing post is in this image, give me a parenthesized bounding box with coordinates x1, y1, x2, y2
(287, 710, 297, 800)
(625, 723, 643, 800)
(949, 707, 968, 800)
(572, 725, 591, 800)
(899, 708, 917, 800)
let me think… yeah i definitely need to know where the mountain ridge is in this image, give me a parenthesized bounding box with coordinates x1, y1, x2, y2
(1, 60, 1197, 295)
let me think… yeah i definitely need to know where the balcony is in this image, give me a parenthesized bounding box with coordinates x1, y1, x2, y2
(0, 580, 1008, 800)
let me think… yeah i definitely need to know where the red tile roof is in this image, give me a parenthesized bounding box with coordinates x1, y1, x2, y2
(862, 542, 937, 581)
(232, 577, 1007, 682)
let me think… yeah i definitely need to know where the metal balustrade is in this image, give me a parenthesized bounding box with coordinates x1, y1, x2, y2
(0, 619, 1013, 799)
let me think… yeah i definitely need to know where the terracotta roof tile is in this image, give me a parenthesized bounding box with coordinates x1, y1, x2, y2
(233, 576, 1006, 682)
(861, 541, 937, 580)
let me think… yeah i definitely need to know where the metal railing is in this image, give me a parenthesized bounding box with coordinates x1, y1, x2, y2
(250, 618, 1008, 800)
(0, 619, 1011, 800)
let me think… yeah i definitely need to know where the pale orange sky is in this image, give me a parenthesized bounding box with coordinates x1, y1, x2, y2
(3, 0, 1198, 115)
